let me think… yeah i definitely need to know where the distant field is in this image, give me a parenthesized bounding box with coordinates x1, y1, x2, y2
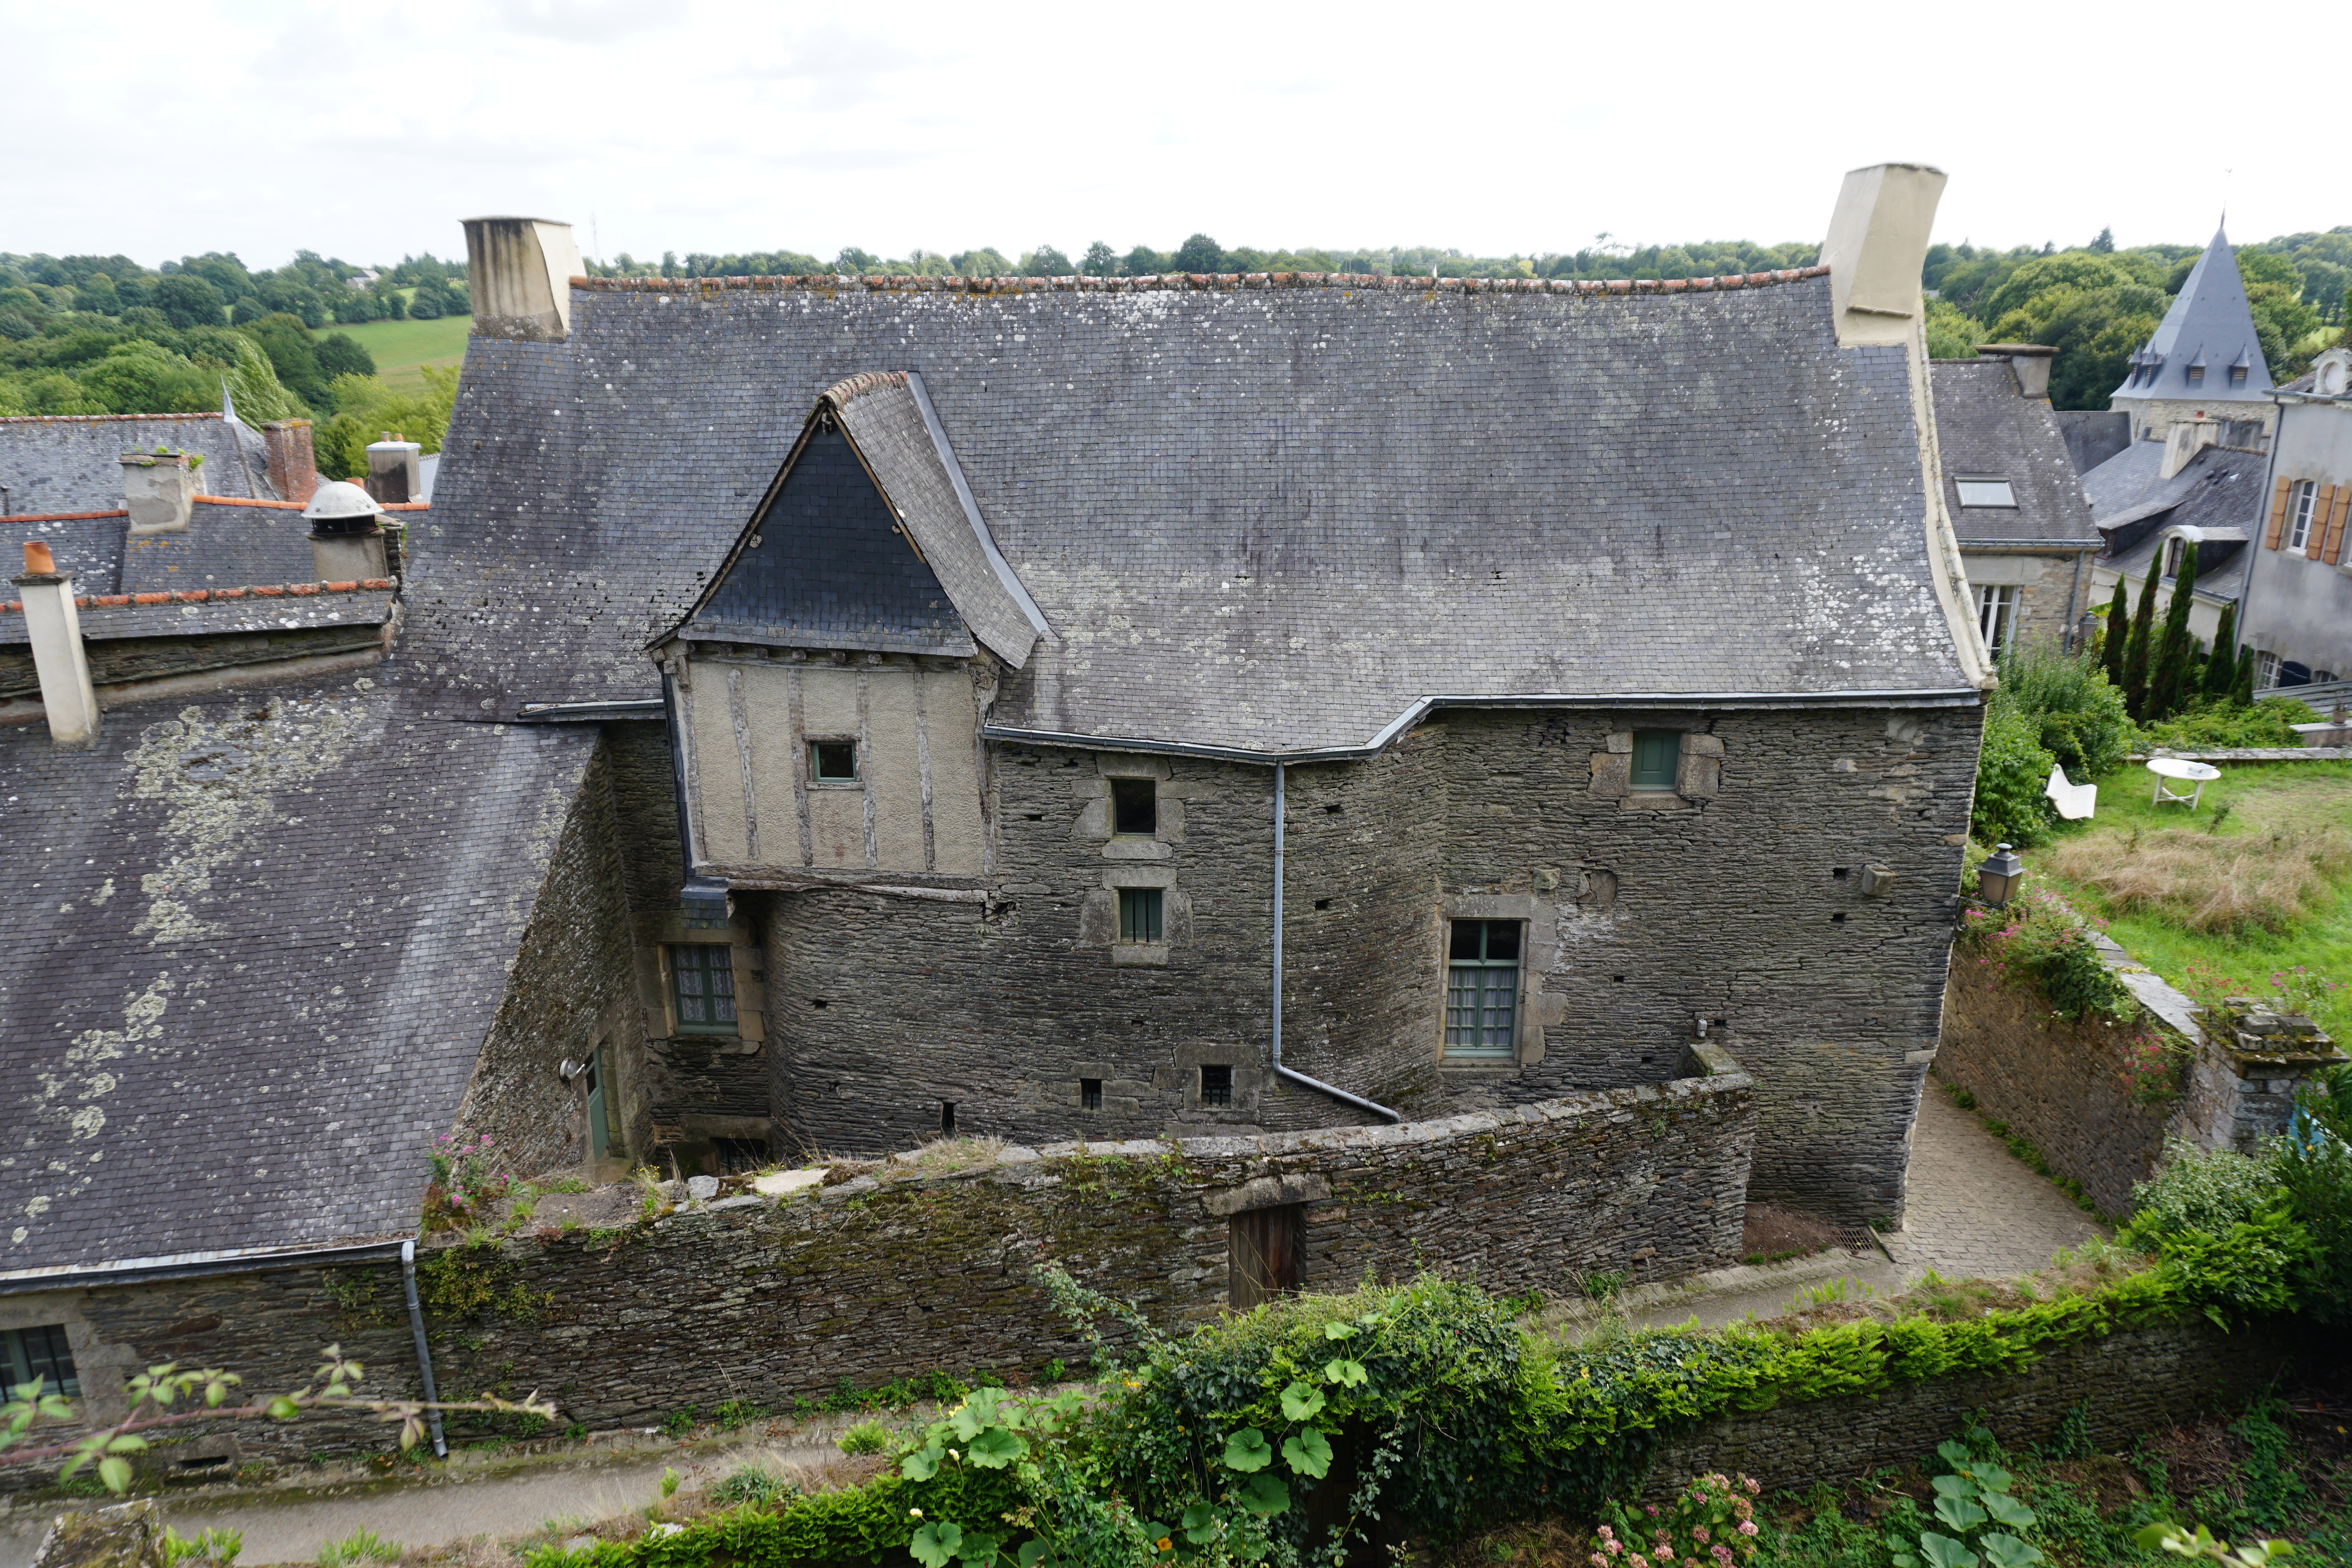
(326, 316, 469, 392)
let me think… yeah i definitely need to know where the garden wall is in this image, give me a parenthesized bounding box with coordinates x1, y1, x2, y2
(420, 1048, 1753, 1430)
(1650, 1315, 2297, 1496)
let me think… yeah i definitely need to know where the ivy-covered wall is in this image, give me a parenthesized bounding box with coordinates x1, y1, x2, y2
(423, 1057, 1753, 1430)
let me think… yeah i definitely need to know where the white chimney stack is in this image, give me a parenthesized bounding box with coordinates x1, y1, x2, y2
(121, 449, 196, 535)
(12, 541, 101, 747)
(365, 436, 423, 504)
(1818, 162, 1948, 347)
(462, 217, 582, 342)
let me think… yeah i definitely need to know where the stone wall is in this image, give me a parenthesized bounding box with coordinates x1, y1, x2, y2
(763, 705, 1977, 1223)
(1651, 1316, 2294, 1496)
(425, 1055, 1752, 1430)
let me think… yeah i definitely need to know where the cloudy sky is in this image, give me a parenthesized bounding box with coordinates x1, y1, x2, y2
(7, 0, 2340, 270)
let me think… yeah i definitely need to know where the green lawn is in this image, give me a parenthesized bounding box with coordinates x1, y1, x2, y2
(326, 315, 469, 392)
(2028, 760, 2352, 1037)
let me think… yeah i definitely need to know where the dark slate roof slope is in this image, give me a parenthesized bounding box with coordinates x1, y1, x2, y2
(2084, 439, 2267, 603)
(406, 271, 1973, 753)
(2054, 410, 2132, 476)
(1930, 361, 2100, 547)
(0, 683, 599, 1272)
(2113, 228, 2273, 405)
(0, 412, 276, 517)
(118, 500, 322, 596)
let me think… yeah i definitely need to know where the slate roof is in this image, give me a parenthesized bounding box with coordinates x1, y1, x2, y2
(1929, 360, 2101, 549)
(405, 269, 1976, 754)
(2084, 438, 2268, 603)
(0, 581, 396, 648)
(0, 681, 600, 1273)
(2053, 411, 2133, 476)
(0, 412, 278, 517)
(2112, 228, 2273, 406)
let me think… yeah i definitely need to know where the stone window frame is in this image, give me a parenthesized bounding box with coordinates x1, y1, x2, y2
(1433, 894, 1561, 1068)
(1080, 864, 1192, 968)
(640, 918, 766, 1047)
(1588, 721, 1724, 812)
(1071, 753, 1190, 860)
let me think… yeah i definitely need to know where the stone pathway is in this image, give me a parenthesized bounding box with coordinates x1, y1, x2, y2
(1882, 1083, 2109, 1280)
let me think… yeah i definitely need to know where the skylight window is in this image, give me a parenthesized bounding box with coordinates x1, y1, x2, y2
(1956, 478, 2017, 508)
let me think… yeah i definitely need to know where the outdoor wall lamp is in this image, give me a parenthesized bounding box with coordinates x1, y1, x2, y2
(1956, 842, 2025, 917)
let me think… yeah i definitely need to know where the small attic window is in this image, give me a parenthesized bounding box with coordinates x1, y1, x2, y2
(2186, 365, 2205, 385)
(810, 740, 858, 783)
(2229, 365, 2249, 385)
(1955, 478, 2017, 508)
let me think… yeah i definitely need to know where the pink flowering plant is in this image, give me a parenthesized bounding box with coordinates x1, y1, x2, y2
(423, 1131, 509, 1229)
(1588, 1472, 1765, 1568)
(2269, 966, 2341, 1022)
(1962, 888, 2131, 1023)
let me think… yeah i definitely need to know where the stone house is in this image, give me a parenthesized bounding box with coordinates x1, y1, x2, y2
(2237, 345, 2352, 691)
(0, 166, 1991, 1443)
(1932, 345, 2103, 653)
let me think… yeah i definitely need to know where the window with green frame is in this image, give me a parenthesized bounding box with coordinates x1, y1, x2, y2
(4, 1325, 77, 1398)
(1118, 887, 1164, 943)
(667, 943, 738, 1035)
(1444, 920, 1519, 1059)
(1630, 730, 1681, 791)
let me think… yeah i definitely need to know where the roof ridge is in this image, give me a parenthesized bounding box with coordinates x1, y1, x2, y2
(2, 508, 130, 523)
(192, 494, 432, 513)
(0, 577, 396, 615)
(0, 412, 225, 425)
(573, 266, 1830, 299)
(822, 370, 909, 405)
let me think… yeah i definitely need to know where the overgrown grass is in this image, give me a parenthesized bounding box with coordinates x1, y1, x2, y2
(2027, 761, 2352, 1036)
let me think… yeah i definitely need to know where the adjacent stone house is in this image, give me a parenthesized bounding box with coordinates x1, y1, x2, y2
(1932, 345, 2103, 653)
(2238, 346, 2352, 691)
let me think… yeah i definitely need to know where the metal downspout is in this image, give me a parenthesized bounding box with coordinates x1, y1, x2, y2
(1269, 762, 1401, 1123)
(400, 1239, 447, 1459)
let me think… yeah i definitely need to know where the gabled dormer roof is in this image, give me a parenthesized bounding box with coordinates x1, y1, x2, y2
(657, 372, 1042, 668)
(2111, 226, 2273, 405)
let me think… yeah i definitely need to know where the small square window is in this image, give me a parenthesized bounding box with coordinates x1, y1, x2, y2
(1955, 478, 2017, 508)
(2186, 365, 2205, 385)
(667, 944, 739, 1035)
(1080, 1078, 1102, 1111)
(810, 740, 857, 782)
(1118, 888, 1164, 943)
(1629, 730, 1679, 791)
(1200, 1064, 1233, 1106)
(1110, 778, 1157, 837)
(4, 1325, 77, 1398)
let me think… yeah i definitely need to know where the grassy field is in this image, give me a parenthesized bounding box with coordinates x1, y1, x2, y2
(2027, 760, 2352, 1035)
(327, 315, 469, 392)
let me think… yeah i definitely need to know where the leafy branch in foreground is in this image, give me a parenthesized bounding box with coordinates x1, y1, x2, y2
(0, 1345, 557, 1493)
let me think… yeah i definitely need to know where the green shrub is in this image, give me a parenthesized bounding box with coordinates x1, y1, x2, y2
(1996, 647, 2137, 777)
(2276, 1065, 2352, 1325)
(2123, 1142, 2278, 1244)
(707, 1463, 796, 1507)
(1972, 701, 2058, 847)
(315, 1530, 399, 1568)
(2140, 697, 2322, 751)
(1963, 888, 2131, 1021)
(838, 1420, 891, 1456)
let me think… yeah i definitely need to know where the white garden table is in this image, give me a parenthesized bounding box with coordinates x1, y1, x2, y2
(2146, 757, 2221, 811)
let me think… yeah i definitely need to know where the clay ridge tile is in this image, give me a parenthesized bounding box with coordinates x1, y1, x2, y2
(0, 579, 396, 614)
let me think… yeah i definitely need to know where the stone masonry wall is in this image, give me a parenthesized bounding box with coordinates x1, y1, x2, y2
(767, 706, 1976, 1222)
(425, 1058, 1752, 1430)
(1935, 957, 2174, 1218)
(1651, 1316, 2294, 1497)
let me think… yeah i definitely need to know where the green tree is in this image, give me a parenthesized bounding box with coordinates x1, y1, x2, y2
(1081, 242, 1118, 277)
(218, 333, 308, 426)
(2123, 569, 2159, 720)
(1019, 245, 1073, 278)
(950, 248, 1011, 278)
(1172, 233, 1223, 273)
(2202, 601, 2241, 701)
(2147, 541, 2200, 721)
(314, 332, 375, 380)
(1121, 245, 1170, 276)
(152, 273, 226, 329)
(2100, 578, 2130, 689)
(76, 340, 213, 412)
(241, 313, 327, 408)
(2234, 644, 2257, 705)
(2089, 227, 2115, 253)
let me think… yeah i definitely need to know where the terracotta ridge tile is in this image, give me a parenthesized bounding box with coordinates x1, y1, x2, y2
(1, 509, 131, 523)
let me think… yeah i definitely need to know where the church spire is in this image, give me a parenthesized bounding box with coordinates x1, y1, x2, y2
(2111, 223, 2272, 408)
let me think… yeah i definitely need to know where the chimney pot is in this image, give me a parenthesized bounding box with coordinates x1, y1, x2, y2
(1976, 342, 2057, 401)
(1818, 162, 1948, 347)
(461, 216, 582, 343)
(11, 544, 100, 746)
(365, 438, 423, 506)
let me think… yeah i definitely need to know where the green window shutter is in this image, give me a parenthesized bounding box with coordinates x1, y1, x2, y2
(1630, 730, 1680, 790)
(669, 944, 739, 1036)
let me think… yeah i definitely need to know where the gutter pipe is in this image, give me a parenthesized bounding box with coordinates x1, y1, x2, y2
(400, 1239, 447, 1459)
(1268, 762, 1401, 1124)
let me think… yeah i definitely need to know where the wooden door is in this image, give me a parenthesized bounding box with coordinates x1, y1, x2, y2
(1230, 1203, 1304, 1310)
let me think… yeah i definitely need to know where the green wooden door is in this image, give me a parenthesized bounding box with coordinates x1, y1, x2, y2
(584, 1049, 610, 1158)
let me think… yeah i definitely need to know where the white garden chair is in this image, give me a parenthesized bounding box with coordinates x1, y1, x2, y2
(2044, 765, 2097, 821)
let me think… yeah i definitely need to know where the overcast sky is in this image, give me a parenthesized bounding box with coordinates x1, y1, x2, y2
(7, 0, 2340, 272)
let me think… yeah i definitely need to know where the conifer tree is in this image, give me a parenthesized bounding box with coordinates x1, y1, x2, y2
(2202, 602, 2240, 702)
(2234, 644, 2257, 706)
(2100, 579, 2130, 689)
(2123, 569, 2159, 720)
(2148, 541, 2200, 722)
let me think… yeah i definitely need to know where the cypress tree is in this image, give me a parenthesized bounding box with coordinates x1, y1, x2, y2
(2234, 644, 2257, 706)
(2100, 578, 2130, 688)
(2149, 541, 2200, 721)
(2202, 602, 2240, 701)
(2123, 569, 2159, 720)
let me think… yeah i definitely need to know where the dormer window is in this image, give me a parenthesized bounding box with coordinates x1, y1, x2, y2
(2228, 366, 2247, 385)
(1955, 477, 2017, 508)
(2162, 535, 2186, 579)
(2186, 364, 2204, 385)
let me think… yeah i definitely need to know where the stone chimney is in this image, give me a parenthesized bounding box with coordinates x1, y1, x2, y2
(1976, 342, 2057, 401)
(302, 480, 391, 583)
(462, 216, 582, 342)
(1818, 162, 1948, 347)
(365, 436, 423, 504)
(2161, 417, 2219, 480)
(120, 450, 195, 536)
(11, 541, 100, 747)
(262, 420, 319, 505)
